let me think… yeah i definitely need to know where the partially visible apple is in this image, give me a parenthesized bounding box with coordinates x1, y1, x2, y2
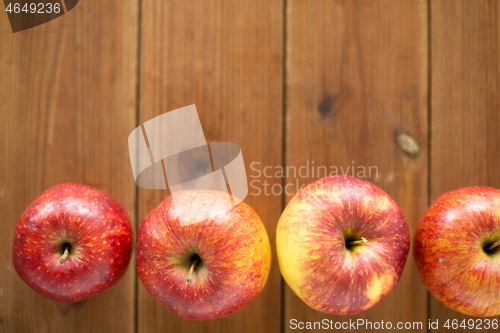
(13, 183, 133, 303)
(136, 190, 271, 321)
(276, 175, 410, 315)
(415, 186, 500, 317)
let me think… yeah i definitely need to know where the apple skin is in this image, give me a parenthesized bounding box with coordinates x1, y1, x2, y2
(136, 190, 271, 321)
(415, 186, 500, 317)
(276, 175, 410, 315)
(12, 183, 133, 303)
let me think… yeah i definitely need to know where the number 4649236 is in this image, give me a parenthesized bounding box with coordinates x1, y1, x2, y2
(5, 3, 61, 14)
(444, 318, 498, 330)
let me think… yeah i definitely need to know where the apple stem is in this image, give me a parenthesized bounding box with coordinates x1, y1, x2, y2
(186, 258, 199, 283)
(348, 237, 369, 246)
(487, 240, 500, 252)
(60, 245, 70, 264)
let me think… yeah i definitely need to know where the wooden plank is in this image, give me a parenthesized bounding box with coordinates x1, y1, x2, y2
(430, 1, 500, 331)
(284, 0, 428, 331)
(0, 0, 138, 331)
(137, 1, 283, 332)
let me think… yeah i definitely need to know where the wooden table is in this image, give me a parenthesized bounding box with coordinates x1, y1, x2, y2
(1, 0, 499, 332)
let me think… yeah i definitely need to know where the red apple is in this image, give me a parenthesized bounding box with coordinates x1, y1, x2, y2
(276, 175, 410, 315)
(136, 190, 271, 320)
(12, 183, 133, 303)
(415, 186, 500, 317)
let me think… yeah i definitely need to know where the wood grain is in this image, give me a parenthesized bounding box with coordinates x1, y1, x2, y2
(137, 1, 283, 332)
(284, 0, 428, 331)
(0, 0, 138, 332)
(430, 1, 500, 331)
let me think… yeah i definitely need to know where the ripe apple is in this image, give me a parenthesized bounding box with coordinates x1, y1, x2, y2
(276, 175, 410, 315)
(12, 183, 133, 303)
(136, 190, 271, 320)
(415, 186, 500, 317)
